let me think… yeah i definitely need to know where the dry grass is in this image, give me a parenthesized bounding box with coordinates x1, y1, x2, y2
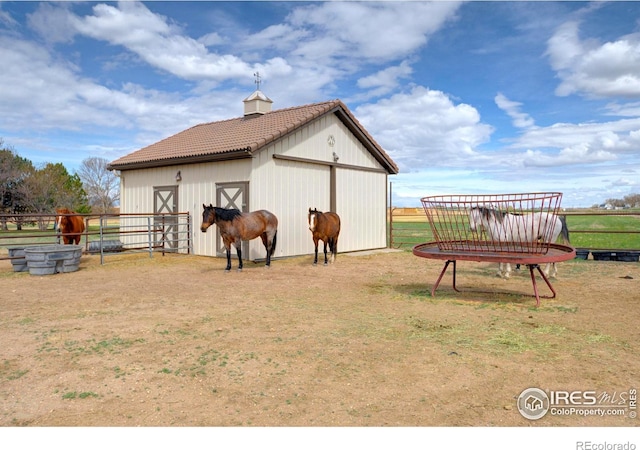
(0, 250, 638, 426)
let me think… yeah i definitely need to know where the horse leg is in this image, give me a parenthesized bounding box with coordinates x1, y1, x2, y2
(313, 237, 319, 265)
(504, 263, 512, 279)
(260, 233, 272, 267)
(236, 243, 243, 271)
(544, 263, 557, 278)
(323, 240, 329, 265)
(497, 263, 511, 279)
(224, 246, 232, 271)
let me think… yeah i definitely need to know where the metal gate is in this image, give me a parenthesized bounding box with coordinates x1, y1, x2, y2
(154, 185, 179, 251)
(216, 182, 249, 257)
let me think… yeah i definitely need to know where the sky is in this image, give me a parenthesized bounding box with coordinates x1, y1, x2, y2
(1, 1, 639, 208)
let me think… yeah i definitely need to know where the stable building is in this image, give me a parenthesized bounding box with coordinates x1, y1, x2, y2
(107, 91, 399, 261)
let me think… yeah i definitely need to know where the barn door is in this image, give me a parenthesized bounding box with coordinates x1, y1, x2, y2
(215, 182, 249, 257)
(153, 185, 178, 252)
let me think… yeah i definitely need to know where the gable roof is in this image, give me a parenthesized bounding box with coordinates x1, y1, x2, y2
(107, 99, 399, 174)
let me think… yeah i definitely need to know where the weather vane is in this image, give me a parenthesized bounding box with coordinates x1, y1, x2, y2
(254, 72, 262, 91)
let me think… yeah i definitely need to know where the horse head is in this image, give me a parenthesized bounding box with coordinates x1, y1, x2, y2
(201, 204, 216, 232)
(308, 208, 320, 232)
(469, 205, 504, 233)
(468, 206, 484, 232)
(55, 208, 71, 231)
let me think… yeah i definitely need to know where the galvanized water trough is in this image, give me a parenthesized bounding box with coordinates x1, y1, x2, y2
(7, 246, 30, 272)
(24, 244, 83, 276)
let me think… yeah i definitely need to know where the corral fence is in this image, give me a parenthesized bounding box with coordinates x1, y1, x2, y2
(0, 212, 192, 265)
(389, 207, 640, 256)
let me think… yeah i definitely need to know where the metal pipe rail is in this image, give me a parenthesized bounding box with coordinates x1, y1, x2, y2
(0, 212, 192, 266)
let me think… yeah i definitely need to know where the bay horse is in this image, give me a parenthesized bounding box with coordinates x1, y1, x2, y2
(200, 204, 278, 271)
(468, 206, 570, 279)
(55, 208, 85, 245)
(308, 208, 341, 265)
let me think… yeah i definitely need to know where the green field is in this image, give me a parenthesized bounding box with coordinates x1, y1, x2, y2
(564, 214, 640, 249)
(389, 212, 640, 250)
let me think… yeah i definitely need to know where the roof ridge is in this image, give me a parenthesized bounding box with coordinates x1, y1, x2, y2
(186, 99, 341, 130)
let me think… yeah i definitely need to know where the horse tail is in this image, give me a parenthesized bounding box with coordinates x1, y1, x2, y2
(559, 215, 570, 244)
(271, 229, 277, 256)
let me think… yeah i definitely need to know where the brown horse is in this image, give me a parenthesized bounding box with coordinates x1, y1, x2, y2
(201, 204, 278, 271)
(308, 208, 341, 265)
(55, 208, 85, 245)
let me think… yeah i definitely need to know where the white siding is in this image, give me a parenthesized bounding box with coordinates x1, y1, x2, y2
(335, 168, 388, 252)
(281, 114, 381, 169)
(248, 113, 388, 258)
(119, 160, 251, 257)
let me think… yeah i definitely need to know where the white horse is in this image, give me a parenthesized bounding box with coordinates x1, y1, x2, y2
(468, 206, 570, 279)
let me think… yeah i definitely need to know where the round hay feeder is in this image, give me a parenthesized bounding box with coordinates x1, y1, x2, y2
(413, 192, 575, 306)
(24, 244, 83, 276)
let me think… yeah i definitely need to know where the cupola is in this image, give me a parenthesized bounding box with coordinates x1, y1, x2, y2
(243, 71, 273, 117)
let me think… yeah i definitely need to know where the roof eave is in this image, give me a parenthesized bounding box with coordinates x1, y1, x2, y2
(332, 106, 399, 174)
(107, 148, 252, 171)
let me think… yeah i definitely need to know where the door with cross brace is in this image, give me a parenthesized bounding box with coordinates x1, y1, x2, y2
(216, 182, 249, 257)
(153, 186, 178, 251)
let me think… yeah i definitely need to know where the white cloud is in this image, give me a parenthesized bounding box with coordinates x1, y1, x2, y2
(510, 117, 640, 159)
(0, 34, 245, 141)
(27, 3, 76, 44)
(522, 144, 616, 168)
(547, 19, 640, 98)
(355, 86, 494, 172)
(0, 3, 18, 28)
(287, 2, 462, 62)
(54, 2, 289, 83)
(356, 61, 413, 99)
(19, 1, 461, 104)
(197, 32, 224, 48)
(494, 93, 535, 129)
(604, 101, 640, 117)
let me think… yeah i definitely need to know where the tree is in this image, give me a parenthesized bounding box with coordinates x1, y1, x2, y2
(19, 163, 89, 229)
(0, 141, 34, 230)
(623, 193, 640, 208)
(0, 140, 90, 229)
(77, 157, 119, 213)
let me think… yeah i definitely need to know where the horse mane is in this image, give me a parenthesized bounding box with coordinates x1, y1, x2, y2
(214, 207, 242, 222)
(309, 208, 323, 215)
(474, 206, 506, 223)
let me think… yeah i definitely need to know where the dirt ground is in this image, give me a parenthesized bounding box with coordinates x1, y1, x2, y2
(0, 249, 638, 427)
